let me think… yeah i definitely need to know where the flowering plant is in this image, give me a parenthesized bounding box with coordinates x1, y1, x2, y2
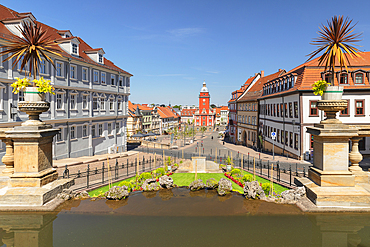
(312, 80, 330, 96)
(11, 77, 55, 95)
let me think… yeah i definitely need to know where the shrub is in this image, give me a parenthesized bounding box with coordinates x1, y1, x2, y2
(261, 183, 275, 196)
(118, 181, 133, 192)
(180, 160, 183, 164)
(230, 168, 241, 176)
(242, 174, 254, 183)
(138, 172, 152, 182)
(154, 167, 165, 177)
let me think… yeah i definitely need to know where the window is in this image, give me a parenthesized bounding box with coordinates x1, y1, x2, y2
(98, 124, 103, 136)
(126, 77, 130, 87)
(355, 100, 364, 115)
(93, 97, 98, 110)
(285, 131, 289, 146)
(310, 101, 318, 116)
(119, 76, 123, 86)
(118, 100, 122, 110)
(99, 54, 103, 63)
(56, 62, 63, 77)
(40, 59, 46, 74)
(94, 71, 99, 83)
(83, 95, 88, 109)
(281, 130, 284, 144)
(101, 72, 106, 84)
(56, 93, 63, 110)
(325, 73, 333, 85)
(294, 133, 298, 150)
(110, 98, 114, 111)
(111, 75, 115, 85)
(294, 102, 298, 118)
(289, 132, 293, 148)
(355, 73, 364, 84)
(277, 104, 280, 117)
(280, 103, 284, 117)
(108, 123, 112, 135)
(340, 73, 348, 84)
(289, 103, 293, 118)
(83, 125, 87, 137)
(82, 68, 88, 81)
(284, 103, 288, 118)
(70, 65, 76, 79)
(18, 91, 24, 102)
(277, 129, 280, 143)
(100, 97, 105, 110)
(92, 125, 96, 137)
(116, 122, 120, 134)
(340, 100, 350, 116)
(72, 43, 78, 54)
(56, 128, 63, 142)
(70, 126, 75, 139)
(70, 94, 76, 110)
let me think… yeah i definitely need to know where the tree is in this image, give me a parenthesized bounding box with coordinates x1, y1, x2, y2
(0, 22, 62, 82)
(306, 16, 362, 85)
(211, 104, 217, 108)
(200, 126, 207, 137)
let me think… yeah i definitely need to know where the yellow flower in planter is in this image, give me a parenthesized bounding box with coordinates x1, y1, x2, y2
(11, 77, 31, 94)
(32, 77, 55, 95)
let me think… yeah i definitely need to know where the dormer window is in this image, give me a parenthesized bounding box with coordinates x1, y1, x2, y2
(355, 73, 364, 84)
(99, 54, 103, 63)
(65, 34, 70, 38)
(72, 43, 78, 54)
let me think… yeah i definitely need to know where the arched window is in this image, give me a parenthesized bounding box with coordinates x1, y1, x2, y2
(355, 73, 364, 84)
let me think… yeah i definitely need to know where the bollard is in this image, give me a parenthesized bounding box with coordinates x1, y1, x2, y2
(296, 163, 298, 176)
(259, 153, 260, 160)
(126, 159, 129, 176)
(102, 162, 105, 183)
(203, 148, 204, 154)
(87, 164, 90, 188)
(267, 160, 270, 178)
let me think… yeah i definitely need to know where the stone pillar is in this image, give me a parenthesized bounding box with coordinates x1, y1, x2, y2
(1, 139, 14, 175)
(307, 125, 357, 187)
(6, 126, 59, 187)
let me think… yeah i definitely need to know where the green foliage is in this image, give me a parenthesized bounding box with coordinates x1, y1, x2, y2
(180, 160, 183, 164)
(138, 172, 152, 182)
(312, 80, 330, 96)
(173, 163, 179, 167)
(154, 167, 165, 177)
(165, 156, 173, 166)
(118, 181, 133, 192)
(261, 183, 275, 196)
(230, 168, 241, 176)
(225, 156, 234, 166)
(242, 174, 254, 183)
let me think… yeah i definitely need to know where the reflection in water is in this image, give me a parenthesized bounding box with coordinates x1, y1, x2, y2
(0, 188, 369, 246)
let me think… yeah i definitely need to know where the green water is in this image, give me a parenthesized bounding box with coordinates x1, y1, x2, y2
(1, 188, 370, 246)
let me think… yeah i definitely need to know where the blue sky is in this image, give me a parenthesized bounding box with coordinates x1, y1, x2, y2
(3, 0, 370, 106)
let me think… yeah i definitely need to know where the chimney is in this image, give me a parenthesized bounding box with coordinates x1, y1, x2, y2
(278, 69, 282, 72)
(254, 73, 257, 76)
(260, 70, 264, 77)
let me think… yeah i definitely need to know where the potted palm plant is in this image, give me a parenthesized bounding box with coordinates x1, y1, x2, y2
(0, 22, 62, 126)
(307, 16, 362, 100)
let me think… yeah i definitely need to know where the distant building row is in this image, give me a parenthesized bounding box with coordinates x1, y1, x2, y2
(228, 52, 370, 160)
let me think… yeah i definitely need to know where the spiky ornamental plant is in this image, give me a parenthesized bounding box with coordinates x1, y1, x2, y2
(0, 22, 62, 85)
(307, 16, 362, 85)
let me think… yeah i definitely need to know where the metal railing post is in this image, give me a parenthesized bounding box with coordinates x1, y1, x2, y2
(289, 164, 292, 186)
(87, 164, 90, 188)
(102, 162, 105, 184)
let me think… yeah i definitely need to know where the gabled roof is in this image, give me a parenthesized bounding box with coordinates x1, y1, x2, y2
(0, 4, 132, 76)
(238, 70, 285, 102)
(181, 108, 197, 117)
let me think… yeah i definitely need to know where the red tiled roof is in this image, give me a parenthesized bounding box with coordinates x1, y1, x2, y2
(260, 52, 370, 99)
(239, 70, 285, 102)
(181, 108, 197, 117)
(0, 4, 132, 76)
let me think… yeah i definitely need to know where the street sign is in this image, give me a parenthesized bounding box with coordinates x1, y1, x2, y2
(271, 132, 276, 140)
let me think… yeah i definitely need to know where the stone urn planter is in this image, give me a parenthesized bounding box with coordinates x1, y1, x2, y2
(321, 86, 344, 100)
(18, 87, 50, 127)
